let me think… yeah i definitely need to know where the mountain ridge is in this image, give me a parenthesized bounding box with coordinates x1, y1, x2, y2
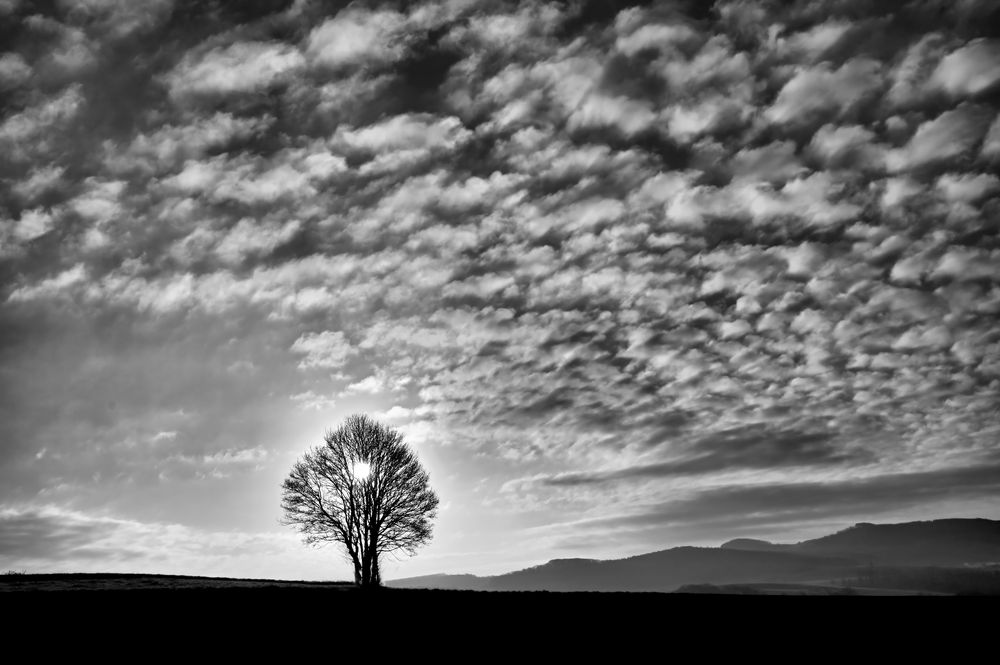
(389, 518, 1000, 592)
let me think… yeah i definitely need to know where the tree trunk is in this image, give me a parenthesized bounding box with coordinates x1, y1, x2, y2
(351, 552, 362, 586)
(368, 527, 380, 587)
(359, 549, 376, 588)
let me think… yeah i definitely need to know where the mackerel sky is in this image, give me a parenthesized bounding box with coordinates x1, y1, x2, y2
(1, 0, 999, 580)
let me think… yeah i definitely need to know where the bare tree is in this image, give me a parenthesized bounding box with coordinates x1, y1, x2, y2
(281, 414, 439, 587)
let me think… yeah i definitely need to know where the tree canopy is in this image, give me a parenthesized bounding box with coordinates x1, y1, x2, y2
(281, 414, 439, 587)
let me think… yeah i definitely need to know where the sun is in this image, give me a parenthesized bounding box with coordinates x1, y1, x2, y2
(351, 460, 371, 482)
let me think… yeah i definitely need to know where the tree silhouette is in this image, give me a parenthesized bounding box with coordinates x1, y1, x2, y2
(281, 414, 439, 588)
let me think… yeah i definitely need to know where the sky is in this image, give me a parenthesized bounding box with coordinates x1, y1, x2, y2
(1, 0, 999, 581)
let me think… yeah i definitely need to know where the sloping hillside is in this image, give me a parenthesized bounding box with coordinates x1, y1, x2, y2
(391, 518, 1000, 592)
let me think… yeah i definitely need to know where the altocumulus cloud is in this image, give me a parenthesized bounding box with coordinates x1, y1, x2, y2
(1, 0, 999, 576)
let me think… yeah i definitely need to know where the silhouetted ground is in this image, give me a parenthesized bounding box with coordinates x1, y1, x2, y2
(675, 582, 950, 595)
(0, 572, 356, 592)
(1, 572, 994, 656)
(5, 570, 999, 595)
(5, 570, 993, 595)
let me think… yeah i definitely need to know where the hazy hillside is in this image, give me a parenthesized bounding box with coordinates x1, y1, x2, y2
(388, 573, 491, 591)
(723, 518, 1000, 566)
(794, 519, 1000, 565)
(393, 548, 856, 592)
(720, 538, 792, 553)
(485, 547, 856, 592)
(391, 518, 1000, 592)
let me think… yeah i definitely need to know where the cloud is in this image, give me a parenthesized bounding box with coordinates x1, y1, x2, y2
(344, 375, 385, 395)
(766, 58, 883, 125)
(334, 113, 470, 154)
(11, 165, 66, 203)
(887, 32, 949, 108)
(166, 41, 305, 102)
(930, 38, 1000, 99)
(981, 114, 1000, 161)
(56, 0, 174, 39)
(936, 172, 1000, 203)
(305, 8, 407, 69)
(214, 218, 302, 265)
(196, 447, 268, 466)
(893, 325, 952, 351)
(576, 462, 1000, 532)
(615, 20, 700, 56)
(880, 176, 923, 209)
(290, 390, 336, 411)
(0, 84, 84, 161)
(8, 265, 88, 302)
(163, 147, 345, 204)
(11, 208, 55, 241)
(69, 178, 124, 223)
(730, 140, 805, 183)
(568, 94, 657, 136)
(24, 15, 97, 78)
(0, 52, 31, 90)
(886, 104, 995, 172)
(931, 248, 1000, 282)
(808, 123, 883, 170)
(782, 19, 852, 61)
(290, 331, 354, 370)
(665, 95, 749, 142)
(444, 3, 563, 55)
(0, 506, 119, 560)
(0, 505, 325, 578)
(669, 173, 861, 229)
(526, 426, 863, 487)
(109, 112, 273, 174)
(661, 33, 750, 93)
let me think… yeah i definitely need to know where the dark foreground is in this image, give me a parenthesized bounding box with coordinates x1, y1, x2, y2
(1, 573, 995, 646)
(4, 571, 993, 594)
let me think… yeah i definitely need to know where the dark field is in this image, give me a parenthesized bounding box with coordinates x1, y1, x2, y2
(0, 572, 357, 593)
(2, 572, 994, 660)
(0, 573, 996, 612)
(4, 569, 996, 595)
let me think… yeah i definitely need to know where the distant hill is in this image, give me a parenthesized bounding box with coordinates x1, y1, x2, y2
(386, 573, 490, 591)
(719, 538, 791, 553)
(390, 548, 853, 592)
(390, 518, 1000, 593)
(723, 518, 1000, 566)
(488, 547, 856, 592)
